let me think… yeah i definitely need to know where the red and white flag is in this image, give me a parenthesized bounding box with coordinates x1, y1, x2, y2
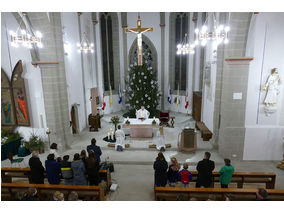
(102, 93, 106, 111)
(185, 91, 189, 109)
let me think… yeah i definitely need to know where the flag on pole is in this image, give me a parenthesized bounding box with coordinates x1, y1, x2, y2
(167, 85, 172, 104)
(185, 91, 189, 109)
(110, 85, 113, 107)
(102, 93, 106, 111)
(118, 84, 122, 104)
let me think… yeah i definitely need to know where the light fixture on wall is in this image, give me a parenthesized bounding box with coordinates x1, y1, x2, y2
(10, 12, 43, 49)
(77, 32, 94, 53)
(194, 13, 230, 47)
(176, 33, 195, 55)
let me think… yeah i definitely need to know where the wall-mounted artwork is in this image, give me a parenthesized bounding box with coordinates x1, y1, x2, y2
(1, 70, 16, 126)
(204, 61, 211, 86)
(1, 60, 30, 127)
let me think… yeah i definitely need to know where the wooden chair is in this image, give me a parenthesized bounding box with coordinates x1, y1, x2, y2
(159, 112, 170, 127)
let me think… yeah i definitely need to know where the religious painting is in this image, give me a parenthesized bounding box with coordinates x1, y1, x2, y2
(1, 69, 17, 126)
(11, 60, 31, 126)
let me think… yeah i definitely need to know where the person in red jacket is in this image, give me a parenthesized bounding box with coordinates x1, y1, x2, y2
(178, 163, 192, 187)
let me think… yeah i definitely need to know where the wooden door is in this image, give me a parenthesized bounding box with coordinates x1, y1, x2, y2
(71, 106, 77, 134)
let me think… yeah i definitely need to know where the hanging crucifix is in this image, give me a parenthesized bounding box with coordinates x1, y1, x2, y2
(125, 14, 154, 66)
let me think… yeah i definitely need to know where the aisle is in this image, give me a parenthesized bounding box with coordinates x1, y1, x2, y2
(106, 164, 155, 201)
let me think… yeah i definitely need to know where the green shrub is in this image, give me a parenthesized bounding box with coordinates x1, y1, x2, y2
(24, 133, 44, 152)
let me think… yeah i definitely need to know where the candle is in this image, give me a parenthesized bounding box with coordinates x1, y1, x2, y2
(108, 133, 110, 140)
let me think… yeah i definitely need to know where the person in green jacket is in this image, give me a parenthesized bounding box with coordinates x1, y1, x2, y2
(219, 158, 234, 188)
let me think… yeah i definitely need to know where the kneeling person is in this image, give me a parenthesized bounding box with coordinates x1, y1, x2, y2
(115, 125, 125, 152)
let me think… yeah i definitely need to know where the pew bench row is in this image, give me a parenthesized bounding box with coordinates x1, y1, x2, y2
(154, 187, 284, 201)
(1, 167, 111, 193)
(2, 183, 104, 201)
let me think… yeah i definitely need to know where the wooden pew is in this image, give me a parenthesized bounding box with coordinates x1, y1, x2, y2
(1, 167, 112, 192)
(189, 171, 276, 189)
(1, 182, 103, 201)
(154, 187, 284, 201)
(195, 121, 212, 141)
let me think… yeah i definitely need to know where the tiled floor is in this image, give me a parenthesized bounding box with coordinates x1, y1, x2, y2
(2, 111, 284, 201)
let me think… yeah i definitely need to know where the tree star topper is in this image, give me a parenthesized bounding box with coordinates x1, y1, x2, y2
(125, 15, 154, 66)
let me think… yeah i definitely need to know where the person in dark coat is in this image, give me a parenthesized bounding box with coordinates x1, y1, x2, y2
(28, 151, 45, 184)
(80, 149, 87, 168)
(153, 152, 168, 187)
(86, 151, 100, 186)
(45, 154, 61, 184)
(196, 152, 215, 188)
(87, 138, 102, 164)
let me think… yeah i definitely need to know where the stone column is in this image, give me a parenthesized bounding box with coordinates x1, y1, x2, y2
(28, 12, 73, 151)
(91, 13, 100, 96)
(160, 12, 165, 111)
(77, 12, 88, 127)
(218, 57, 253, 159)
(121, 12, 128, 105)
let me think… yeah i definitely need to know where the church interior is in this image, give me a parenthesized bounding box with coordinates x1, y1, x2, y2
(1, 10, 284, 202)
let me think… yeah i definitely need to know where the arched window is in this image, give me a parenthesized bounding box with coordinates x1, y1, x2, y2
(100, 12, 120, 92)
(129, 35, 157, 72)
(169, 12, 189, 92)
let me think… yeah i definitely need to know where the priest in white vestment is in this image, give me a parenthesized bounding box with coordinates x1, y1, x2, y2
(115, 125, 125, 151)
(156, 127, 166, 151)
(136, 106, 150, 119)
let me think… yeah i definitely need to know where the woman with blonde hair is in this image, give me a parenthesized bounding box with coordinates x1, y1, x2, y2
(156, 126, 166, 151)
(167, 157, 180, 187)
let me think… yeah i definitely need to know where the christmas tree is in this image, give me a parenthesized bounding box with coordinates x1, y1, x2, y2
(124, 63, 160, 117)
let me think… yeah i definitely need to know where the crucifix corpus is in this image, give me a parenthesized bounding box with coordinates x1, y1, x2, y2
(125, 15, 154, 66)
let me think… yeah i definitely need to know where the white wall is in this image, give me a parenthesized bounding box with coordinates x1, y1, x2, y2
(201, 13, 218, 132)
(244, 12, 284, 160)
(1, 12, 47, 141)
(61, 12, 86, 132)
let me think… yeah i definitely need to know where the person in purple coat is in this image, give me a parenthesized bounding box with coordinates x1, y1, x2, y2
(45, 153, 61, 184)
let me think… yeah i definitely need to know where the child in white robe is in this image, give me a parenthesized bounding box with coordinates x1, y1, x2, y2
(156, 127, 166, 151)
(115, 125, 125, 152)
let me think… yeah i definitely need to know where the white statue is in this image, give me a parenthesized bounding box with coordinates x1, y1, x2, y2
(262, 68, 282, 115)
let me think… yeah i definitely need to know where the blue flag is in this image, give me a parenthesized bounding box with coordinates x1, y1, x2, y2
(118, 84, 122, 104)
(168, 86, 172, 104)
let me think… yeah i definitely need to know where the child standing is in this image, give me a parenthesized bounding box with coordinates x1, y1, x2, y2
(167, 157, 180, 187)
(178, 163, 192, 187)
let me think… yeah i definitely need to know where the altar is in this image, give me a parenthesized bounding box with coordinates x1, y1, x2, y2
(122, 118, 160, 138)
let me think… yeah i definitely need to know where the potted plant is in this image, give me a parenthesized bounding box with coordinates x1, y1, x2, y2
(24, 133, 44, 153)
(110, 116, 121, 131)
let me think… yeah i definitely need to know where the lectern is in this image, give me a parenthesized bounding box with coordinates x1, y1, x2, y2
(178, 128, 197, 152)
